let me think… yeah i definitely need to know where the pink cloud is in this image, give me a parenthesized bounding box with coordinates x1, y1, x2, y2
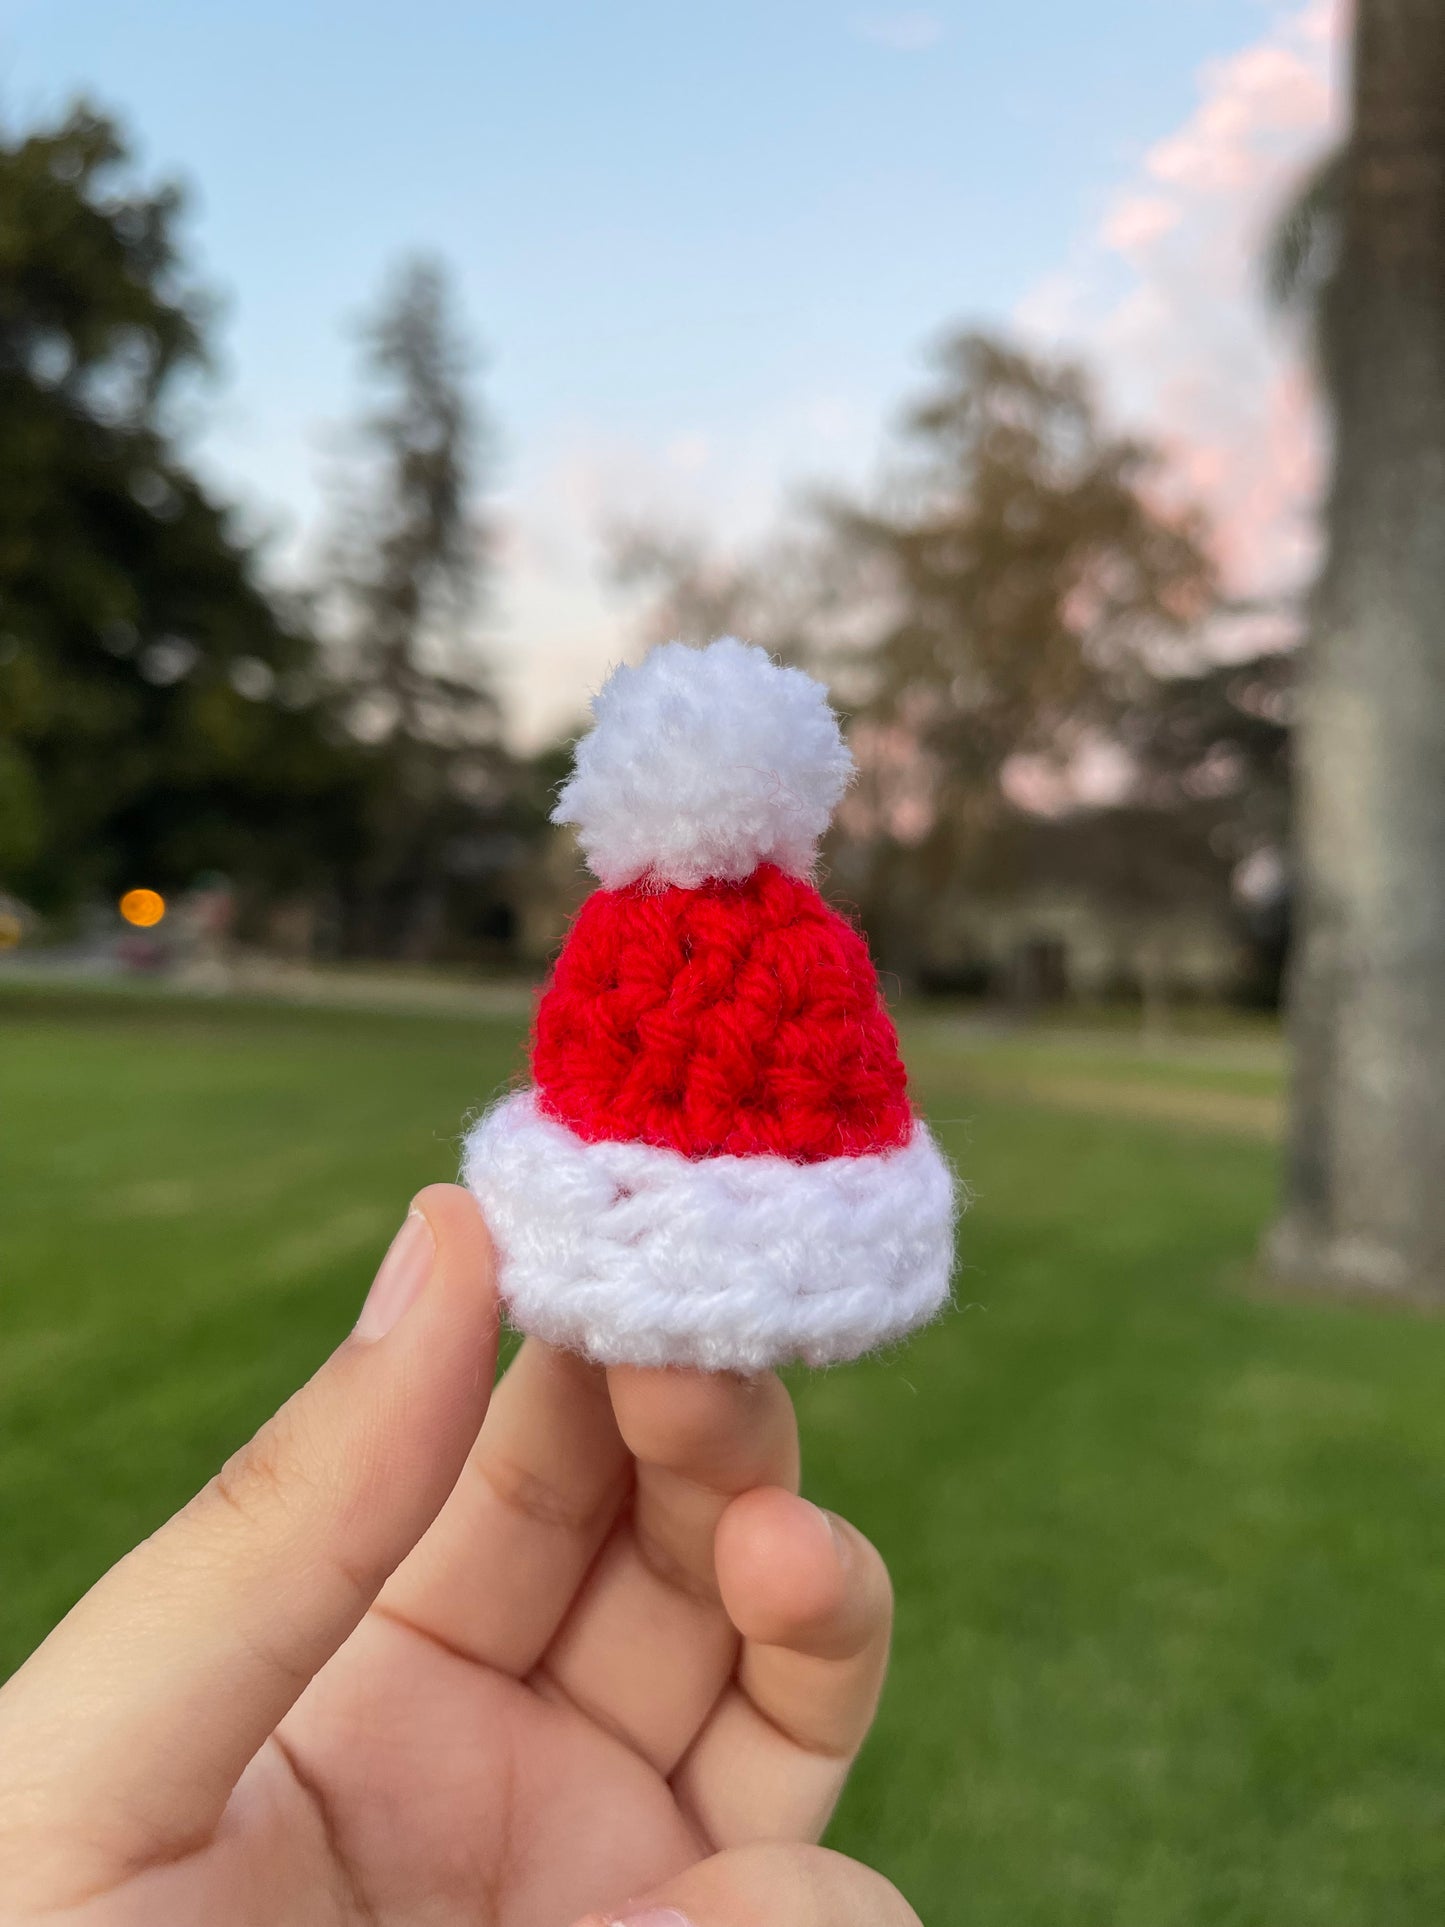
(1296, 0, 1336, 46)
(1101, 194, 1180, 253)
(1018, 0, 1345, 622)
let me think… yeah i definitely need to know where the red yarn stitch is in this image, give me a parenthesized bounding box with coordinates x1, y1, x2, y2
(532, 863, 913, 1161)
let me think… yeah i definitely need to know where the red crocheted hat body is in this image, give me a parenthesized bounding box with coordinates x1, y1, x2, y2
(532, 863, 913, 1163)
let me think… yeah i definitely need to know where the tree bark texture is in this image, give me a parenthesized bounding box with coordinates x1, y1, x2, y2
(1274, 0, 1445, 1294)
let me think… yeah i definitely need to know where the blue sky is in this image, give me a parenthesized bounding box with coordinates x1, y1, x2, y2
(0, 0, 1330, 739)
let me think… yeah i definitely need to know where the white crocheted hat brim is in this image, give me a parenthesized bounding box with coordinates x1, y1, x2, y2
(462, 1090, 957, 1373)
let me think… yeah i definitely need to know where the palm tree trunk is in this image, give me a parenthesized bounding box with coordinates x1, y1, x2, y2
(1271, 0, 1445, 1294)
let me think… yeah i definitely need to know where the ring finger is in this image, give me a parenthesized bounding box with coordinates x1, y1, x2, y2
(673, 1484, 893, 1848)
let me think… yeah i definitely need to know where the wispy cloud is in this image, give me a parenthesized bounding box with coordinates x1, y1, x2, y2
(1016, 0, 1342, 624)
(492, 392, 877, 747)
(852, 11, 945, 53)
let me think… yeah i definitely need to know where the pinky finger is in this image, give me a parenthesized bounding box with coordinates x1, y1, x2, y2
(671, 1486, 893, 1849)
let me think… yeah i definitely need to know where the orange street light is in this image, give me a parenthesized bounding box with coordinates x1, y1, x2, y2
(120, 888, 167, 929)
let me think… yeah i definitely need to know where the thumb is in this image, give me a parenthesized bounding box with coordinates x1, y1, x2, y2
(577, 1844, 923, 1927)
(0, 1183, 497, 1897)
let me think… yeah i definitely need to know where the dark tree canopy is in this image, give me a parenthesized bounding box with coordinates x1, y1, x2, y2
(0, 102, 349, 912)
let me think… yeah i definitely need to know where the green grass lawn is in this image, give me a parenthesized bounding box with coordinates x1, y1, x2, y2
(4, 985, 1445, 1924)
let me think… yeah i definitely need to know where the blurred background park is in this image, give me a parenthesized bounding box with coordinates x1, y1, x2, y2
(5, 0, 1445, 1920)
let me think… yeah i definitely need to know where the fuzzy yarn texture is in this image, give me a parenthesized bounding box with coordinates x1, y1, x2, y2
(462, 635, 959, 1371)
(552, 636, 854, 889)
(464, 1091, 956, 1373)
(533, 862, 913, 1161)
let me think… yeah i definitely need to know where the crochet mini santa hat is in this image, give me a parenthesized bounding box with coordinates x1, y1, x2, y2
(463, 636, 957, 1373)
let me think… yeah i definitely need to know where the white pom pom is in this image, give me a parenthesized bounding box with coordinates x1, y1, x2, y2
(553, 636, 854, 889)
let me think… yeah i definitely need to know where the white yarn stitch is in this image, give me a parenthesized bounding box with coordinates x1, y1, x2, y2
(552, 636, 855, 889)
(463, 1091, 958, 1372)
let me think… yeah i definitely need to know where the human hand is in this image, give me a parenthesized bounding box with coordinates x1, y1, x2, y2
(0, 1185, 919, 1925)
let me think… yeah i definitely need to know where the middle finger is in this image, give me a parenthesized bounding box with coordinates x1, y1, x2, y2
(376, 1338, 632, 1673)
(532, 1365, 800, 1773)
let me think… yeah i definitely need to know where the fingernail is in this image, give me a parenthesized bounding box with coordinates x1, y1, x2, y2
(610, 1912, 694, 1926)
(355, 1210, 434, 1341)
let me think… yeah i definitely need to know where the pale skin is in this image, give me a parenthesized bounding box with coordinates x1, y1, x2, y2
(0, 1185, 920, 1926)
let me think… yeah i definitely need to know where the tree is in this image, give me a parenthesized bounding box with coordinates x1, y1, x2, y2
(1268, 2, 1445, 1295)
(0, 102, 346, 913)
(822, 334, 1216, 975)
(323, 256, 513, 958)
(1113, 650, 1294, 1005)
(611, 335, 1243, 987)
(1122, 648, 1292, 903)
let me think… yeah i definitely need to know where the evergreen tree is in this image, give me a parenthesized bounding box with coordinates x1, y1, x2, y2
(324, 256, 512, 958)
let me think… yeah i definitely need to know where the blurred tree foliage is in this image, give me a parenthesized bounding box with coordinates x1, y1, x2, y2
(834, 336, 1215, 771)
(822, 335, 1219, 967)
(0, 102, 359, 914)
(1121, 649, 1291, 870)
(320, 257, 525, 959)
(618, 334, 1289, 984)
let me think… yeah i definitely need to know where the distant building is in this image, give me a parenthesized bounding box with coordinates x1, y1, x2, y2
(885, 807, 1250, 1005)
